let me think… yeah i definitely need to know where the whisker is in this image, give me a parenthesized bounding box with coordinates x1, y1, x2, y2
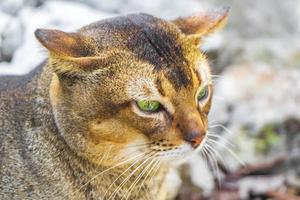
(107, 155, 154, 200)
(204, 144, 221, 187)
(208, 138, 246, 167)
(202, 147, 217, 180)
(116, 146, 153, 163)
(208, 124, 235, 136)
(96, 144, 113, 167)
(207, 132, 235, 148)
(102, 158, 144, 199)
(68, 152, 148, 198)
(200, 148, 209, 169)
(202, 146, 221, 189)
(53, 145, 113, 197)
(142, 159, 161, 199)
(205, 140, 231, 172)
(125, 142, 153, 148)
(211, 78, 219, 82)
(211, 79, 221, 84)
(211, 74, 223, 78)
(208, 119, 218, 125)
(134, 158, 160, 199)
(123, 158, 157, 200)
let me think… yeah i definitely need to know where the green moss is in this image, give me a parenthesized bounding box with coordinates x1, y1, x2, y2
(255, 123, 281, 155)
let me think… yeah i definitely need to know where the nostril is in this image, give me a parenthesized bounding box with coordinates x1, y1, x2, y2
(184, 131, 206, 148)
(191, 142, 200, 148)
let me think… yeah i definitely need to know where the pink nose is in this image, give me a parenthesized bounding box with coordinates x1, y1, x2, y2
(183, 130, 206, 148)
(177, 118, 206, 148)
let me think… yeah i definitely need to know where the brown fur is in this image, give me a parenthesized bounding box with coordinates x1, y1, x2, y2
(0, 10, 228, 200)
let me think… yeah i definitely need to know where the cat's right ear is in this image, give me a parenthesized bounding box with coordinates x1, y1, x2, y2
(35, 29, 104, 76)
(172, 7, 229, 37)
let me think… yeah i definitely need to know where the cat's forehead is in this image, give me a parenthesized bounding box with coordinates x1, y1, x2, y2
(80, 14, 194, 90)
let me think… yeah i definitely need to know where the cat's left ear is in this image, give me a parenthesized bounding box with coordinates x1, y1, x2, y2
(35, 29, 92, 58)
(172, 7, 229, 37)
(35, 29, 105, 76)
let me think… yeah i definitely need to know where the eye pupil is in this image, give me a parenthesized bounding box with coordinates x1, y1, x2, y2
(137, 100, 160, 112)
(197, 86, 208, 101)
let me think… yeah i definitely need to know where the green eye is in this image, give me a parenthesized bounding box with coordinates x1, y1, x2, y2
(197, 86, 208, 102)
(136, 100, 161, 112)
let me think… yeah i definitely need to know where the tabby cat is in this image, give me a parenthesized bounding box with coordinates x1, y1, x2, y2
(0, 9, 228, 200)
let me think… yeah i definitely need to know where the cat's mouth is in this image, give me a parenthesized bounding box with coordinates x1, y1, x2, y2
(148, 136, 208, 162)
(118, 136, 208, 165)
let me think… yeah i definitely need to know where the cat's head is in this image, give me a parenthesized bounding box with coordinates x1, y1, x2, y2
(35, 9, 228, 166)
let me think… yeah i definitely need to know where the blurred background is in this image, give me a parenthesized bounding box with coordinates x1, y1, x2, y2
(0, 0, 299, 199)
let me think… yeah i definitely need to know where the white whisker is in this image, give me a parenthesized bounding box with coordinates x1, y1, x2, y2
(142, 159, 161, 199)
(102, 158, 143, 200)
(207, 132, 235, 148)
(107, 155, 153, 200)
(211, 75, 223, 78)
(208, 139, 246, 166)
(204, 144, 221, 187)
(205, 140, 230, 172)
(209, 124, 235, 136)
(68, 152, 147, 198)
(202, 147, 217, 179)
(123, 158, 157, 200)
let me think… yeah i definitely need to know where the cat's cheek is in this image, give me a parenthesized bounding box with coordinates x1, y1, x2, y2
(88, 118, 141, 144)
(116, 136, 151, 161)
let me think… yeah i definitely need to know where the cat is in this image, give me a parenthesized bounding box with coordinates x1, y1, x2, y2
(0, 9, 228, 200)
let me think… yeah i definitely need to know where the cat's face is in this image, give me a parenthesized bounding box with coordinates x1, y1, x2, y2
(36, 10, 228, 166)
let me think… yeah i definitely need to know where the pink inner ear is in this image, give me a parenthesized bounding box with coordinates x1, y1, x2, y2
(172, 7, 229, 35)
(35, 29, 90, 58)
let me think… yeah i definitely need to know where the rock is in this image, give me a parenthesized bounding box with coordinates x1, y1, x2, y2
(0, 12, 24, 63)
(0, 0, 25, 15)
(205, 62, 300, 172)
(212, 63, 300, 131)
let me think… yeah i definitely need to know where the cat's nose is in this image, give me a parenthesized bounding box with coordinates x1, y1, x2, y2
(176, 108, 207, 148)
(183, 130, 206, 148)
(177, 118, 206, 148)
